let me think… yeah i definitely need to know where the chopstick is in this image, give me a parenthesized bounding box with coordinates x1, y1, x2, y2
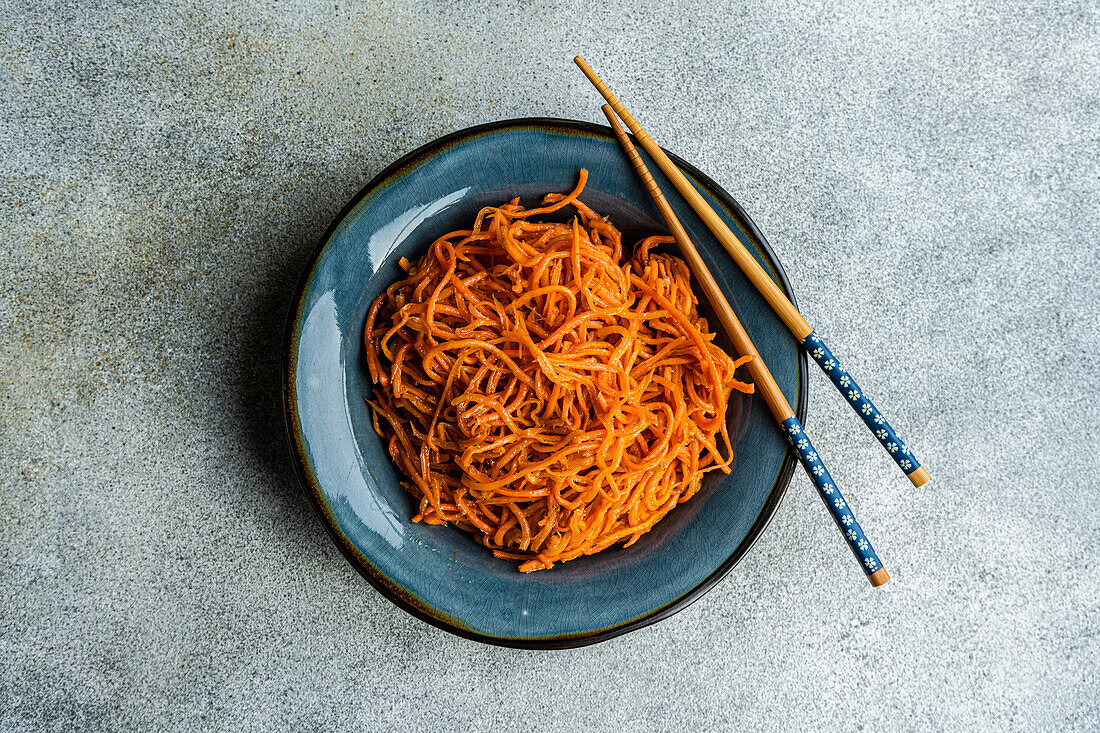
(602, 105, 890, 587)
(577, 56, 929, 490)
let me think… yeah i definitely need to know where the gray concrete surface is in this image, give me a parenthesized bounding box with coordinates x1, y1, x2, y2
(2, 0, 1097, 730)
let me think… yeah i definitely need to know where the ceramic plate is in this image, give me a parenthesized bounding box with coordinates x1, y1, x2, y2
(283, 118, 806, 648)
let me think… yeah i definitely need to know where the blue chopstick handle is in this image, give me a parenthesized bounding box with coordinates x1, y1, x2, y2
(802, 331, 924, 482)
(781, 416, 885, 578)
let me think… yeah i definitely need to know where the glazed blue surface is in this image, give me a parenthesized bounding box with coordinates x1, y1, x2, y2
(780, 416, 884, 577)
(284, 119, 805, 645)
(803, 331, 924, 480)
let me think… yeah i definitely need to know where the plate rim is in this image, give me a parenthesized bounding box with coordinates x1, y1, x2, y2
(281, 117, 808, 649)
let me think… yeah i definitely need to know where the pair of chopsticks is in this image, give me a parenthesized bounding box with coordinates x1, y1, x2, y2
(576, 56, 924, 586)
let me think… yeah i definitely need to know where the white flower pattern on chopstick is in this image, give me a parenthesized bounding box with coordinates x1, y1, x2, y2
(783, 412, 882, 578)
(801, 330, 924, 484)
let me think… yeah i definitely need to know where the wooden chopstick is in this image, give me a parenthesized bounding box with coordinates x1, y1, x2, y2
(602, 104, 889, 587)
(577, 56, 929, 490)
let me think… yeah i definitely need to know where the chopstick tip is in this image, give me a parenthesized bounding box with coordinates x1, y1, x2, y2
(601, 105, 624, 135)
(869, 568, 890, 587)
(907, 466, 930, 487)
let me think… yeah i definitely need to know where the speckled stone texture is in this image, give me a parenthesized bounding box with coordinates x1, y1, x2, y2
(1, 0, 1097, 730)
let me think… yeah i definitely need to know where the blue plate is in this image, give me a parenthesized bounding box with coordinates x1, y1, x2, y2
(283, 118, 806, 648)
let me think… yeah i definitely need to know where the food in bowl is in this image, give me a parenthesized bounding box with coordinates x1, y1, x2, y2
(363, 170, 753, 571)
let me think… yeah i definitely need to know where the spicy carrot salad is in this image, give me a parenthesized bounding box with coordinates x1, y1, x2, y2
(364, 170, 752, 572)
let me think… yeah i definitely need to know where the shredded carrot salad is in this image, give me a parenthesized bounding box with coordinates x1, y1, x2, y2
(364, 170, 753, 572)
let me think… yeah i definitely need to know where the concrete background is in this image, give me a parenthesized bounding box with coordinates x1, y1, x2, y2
(2, 0, 1097, 730)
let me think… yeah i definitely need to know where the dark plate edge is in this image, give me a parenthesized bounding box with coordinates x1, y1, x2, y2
(280, 117, 808, 650)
